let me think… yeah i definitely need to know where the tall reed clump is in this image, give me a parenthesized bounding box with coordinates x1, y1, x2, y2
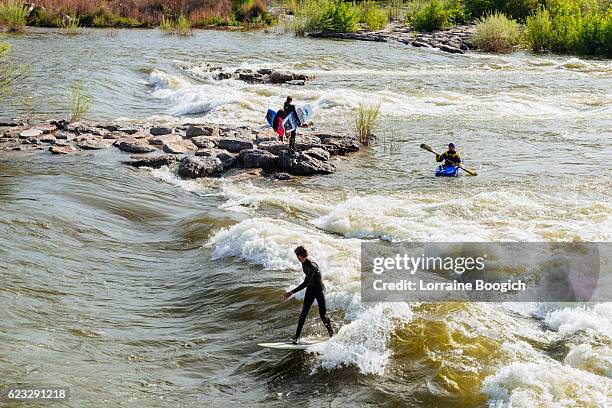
(387, 0, 403, 22)
(472, 12, 520, 52)
(0, 0, 28, 31)
(524, 0, 612, 56)
(360, 1, 388, 31)
(160, 14, 192, 36)
(68, 81, 92, 123)
(354, 101, 381, 146)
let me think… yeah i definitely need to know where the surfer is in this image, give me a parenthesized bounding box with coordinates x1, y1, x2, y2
(436, 143, 461, 166)
(282, 246, 334, 344)
(283, 96, 297, 154)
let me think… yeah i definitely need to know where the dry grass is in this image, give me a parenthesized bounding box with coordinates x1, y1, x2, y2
(68, 81, 92, 122)
(0, 0, 28, 31)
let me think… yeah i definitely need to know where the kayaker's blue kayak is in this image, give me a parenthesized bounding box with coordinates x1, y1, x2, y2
(435, 165, 460, 177)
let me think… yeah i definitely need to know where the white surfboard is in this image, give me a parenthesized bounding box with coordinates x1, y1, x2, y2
(282, 112, 299, 133)
(296, 104, 314, 125)
(258, 339, 325, 350)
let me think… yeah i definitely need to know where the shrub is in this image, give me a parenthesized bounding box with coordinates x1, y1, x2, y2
(60, 15, 83, 35)
(410, 0, 466, 31)
(296, 0, 360, 34)
(472, 12, 520, 52)
(524, 7, 552, 51)
(354, 101, 381, 145)
(0, 0, 28, 31)
(360, 1, 388, 31)
(68, 81, 92, 123)
(524, 1, 612, 56)
(464, 0, 540, 21)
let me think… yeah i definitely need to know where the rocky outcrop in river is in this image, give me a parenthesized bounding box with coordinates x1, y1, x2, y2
(310, 22, 475, 55)
(0, 120, 359, 179)
(180, 63, 313, 85)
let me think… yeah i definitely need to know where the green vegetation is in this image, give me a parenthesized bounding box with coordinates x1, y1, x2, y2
(60, 16, 82, 35)
(472, 12, 520, 52)
(290, 0, 360, 34)
(360, 1, 389, 31)
(524, 0, 612, 56)
(463, 0, 541, 21)
(0, 35, 27, 98)
(387, 0, 404, 22)
(68, 81, 92, 123)
(160, 15, 192, 36)
(235, 0, 272, 26)
(0, 0, 28, 31)
(410, 0, 467, 31)
(354, 101, 381, 145)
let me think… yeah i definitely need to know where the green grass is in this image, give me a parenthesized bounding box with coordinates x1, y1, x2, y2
(60, 16, 82, 35)
(387, 0, 404, 22)
(68, 81, 92, 123)
(0, 0, 28, 31)
(160, 15, 192, 36)
(524, 0, 612, 56)
(290, 0, 361, 34)
(472, 12, 520, 52)
(354, 101, 381, 146)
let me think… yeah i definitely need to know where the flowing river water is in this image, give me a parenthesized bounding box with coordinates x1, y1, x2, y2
(1, 28, 612, 407)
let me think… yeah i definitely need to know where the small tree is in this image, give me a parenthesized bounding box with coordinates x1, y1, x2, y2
(68, 81, 92, 122)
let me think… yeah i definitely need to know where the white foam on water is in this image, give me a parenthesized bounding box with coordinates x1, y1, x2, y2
(564, 343, 612, 378)
(544, 303, 612, 337)
(308, 302, 413, 375)
(482, 361, 611, 408)
(149, 166, 216, 195)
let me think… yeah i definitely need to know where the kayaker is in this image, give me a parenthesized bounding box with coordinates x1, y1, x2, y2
(436, 143, 461, 167)
(282, 245, 334, 344)
(283, 96, 297, 155)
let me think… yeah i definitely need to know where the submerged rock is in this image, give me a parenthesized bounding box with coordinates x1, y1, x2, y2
(49, 145, 78, 154)
(178, 156, 224, 178)
(124, 154, 181, 168)
(179, 63, 313, 85)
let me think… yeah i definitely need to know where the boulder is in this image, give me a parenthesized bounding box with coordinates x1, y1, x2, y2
(191, 136, 218, 149)
(217, 138, 254, 153)
(149, 126, 173, 136)
(303, 147, 330, 162)
(36, 123, 57, 134)
(294, 134, 326, 151)
(149, 134, 182, 145)
(117, 140, 155, 153)
(316, 135, 360, 155)
(239, 149, 277, 170)
(40, 134, 57, 143)
(178, 156, 224, 178)
(273, 172, 291, 180)
(276, 151, 335, 176)
(49, 145, 77, 154)
(411, 40, 431, 48)
(117, 127, 139, 135)
(162, 139, 196, 154)
(123, 154, 181, 168)
(77, 139, 112, 150)
(257, 140, 287, 155)
(186, 125, 219, 138)
(19, 128, 43, 138)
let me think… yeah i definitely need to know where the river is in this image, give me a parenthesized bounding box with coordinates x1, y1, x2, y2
(1, 27, 611, 407)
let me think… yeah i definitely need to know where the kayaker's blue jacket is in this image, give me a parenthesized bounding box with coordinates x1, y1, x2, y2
(436, 150, 461, 167)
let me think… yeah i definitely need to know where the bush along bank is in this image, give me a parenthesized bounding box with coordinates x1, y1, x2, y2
(0, 0, 273, 30)
(284, 0, 611, 57)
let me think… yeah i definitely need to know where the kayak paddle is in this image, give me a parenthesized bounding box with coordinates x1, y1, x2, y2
(420, 144, 478, 176)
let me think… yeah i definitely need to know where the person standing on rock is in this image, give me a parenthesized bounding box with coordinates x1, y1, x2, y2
(283, 96, 297, 155)
(282, 246, 334, 344)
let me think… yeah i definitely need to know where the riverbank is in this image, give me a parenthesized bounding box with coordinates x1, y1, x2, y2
(0, 120, 360, 179)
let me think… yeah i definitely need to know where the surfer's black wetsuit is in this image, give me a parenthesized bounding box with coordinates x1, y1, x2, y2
(283, 101, 297, 154)
(291, 258, 334, 340)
